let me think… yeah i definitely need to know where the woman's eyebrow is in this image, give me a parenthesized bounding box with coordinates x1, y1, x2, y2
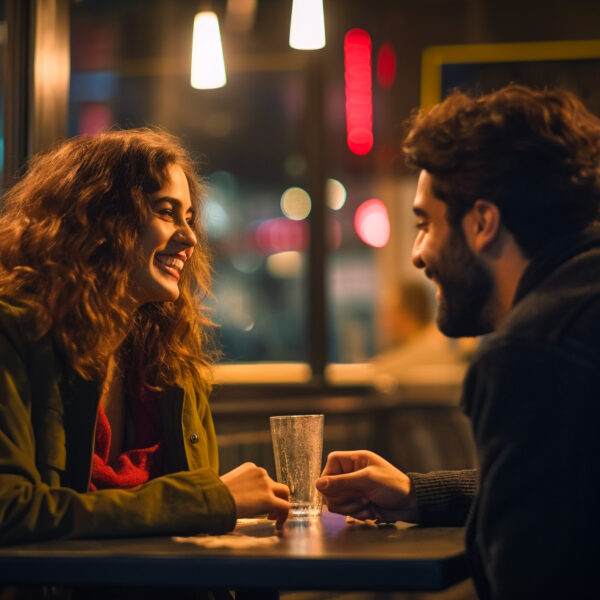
(153, 196, 195, 216)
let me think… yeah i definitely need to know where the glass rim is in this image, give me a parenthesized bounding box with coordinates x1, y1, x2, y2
(269, 414, 324, 420)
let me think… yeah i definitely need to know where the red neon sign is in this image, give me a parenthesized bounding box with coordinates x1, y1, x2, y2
(344, 29, 373, 156)
(376, 43, 396, 89)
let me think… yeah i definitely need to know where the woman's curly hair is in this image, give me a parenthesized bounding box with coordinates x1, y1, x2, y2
(0, 128, 216, 391)
(403, 84, 600, 257)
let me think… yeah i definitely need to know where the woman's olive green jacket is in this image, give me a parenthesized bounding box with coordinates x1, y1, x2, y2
(0, 299, 236, 546)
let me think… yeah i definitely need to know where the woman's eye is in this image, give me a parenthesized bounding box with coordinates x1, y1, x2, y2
(157, 208, 175, 220)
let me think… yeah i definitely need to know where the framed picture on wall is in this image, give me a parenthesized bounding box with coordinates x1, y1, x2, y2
(420, 39, 600, 114)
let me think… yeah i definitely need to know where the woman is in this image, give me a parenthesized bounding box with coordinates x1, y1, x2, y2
(0, 128, 290, 546)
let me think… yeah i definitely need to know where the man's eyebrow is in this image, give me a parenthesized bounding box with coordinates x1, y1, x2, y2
(413, 206, 428, 218)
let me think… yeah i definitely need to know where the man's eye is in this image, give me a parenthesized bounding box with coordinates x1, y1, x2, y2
(415, 221, 427, 230)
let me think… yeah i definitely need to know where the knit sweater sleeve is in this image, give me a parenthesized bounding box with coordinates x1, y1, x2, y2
(407, 469, 477, 526)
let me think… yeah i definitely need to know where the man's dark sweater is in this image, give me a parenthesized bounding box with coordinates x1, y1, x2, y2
(410, 229, 600, 600)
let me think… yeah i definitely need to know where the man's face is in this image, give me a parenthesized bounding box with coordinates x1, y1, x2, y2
(411, 170, 495, 337)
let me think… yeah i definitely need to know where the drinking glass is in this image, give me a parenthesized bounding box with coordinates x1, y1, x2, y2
(270, 414, 324, 520)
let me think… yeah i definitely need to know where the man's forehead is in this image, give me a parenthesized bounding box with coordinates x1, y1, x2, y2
(413, 171, 447, 217)
(413, 171, 433, 210)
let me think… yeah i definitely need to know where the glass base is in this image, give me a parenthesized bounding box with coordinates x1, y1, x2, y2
(289, 502, 321, 520)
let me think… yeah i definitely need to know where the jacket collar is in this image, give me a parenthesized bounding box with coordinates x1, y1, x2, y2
(513, 227, 600, 306)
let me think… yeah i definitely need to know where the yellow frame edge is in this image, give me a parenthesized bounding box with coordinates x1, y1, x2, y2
(421, 39, 600, 109)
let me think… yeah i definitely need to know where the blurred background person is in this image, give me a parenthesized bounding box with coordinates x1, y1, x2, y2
(371, 279, 473, 390)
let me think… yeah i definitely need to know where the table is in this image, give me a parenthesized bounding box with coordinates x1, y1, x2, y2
(0, 512, 468, 592)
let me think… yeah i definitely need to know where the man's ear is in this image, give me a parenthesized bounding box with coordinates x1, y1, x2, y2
(463, 199, 502, 253)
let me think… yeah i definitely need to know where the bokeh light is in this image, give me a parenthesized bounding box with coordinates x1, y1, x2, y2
(78, 104, 113, 135)
(326, 178, 347, 210)
(267, 251, 303, 278)
(204, 198, 230, 238)
(204, 171, 237, 238)
(354, 198, 390, 248)
(280, 187, 312, 220)
(208, 170, 238, 196)
(255, 218, 309, 255)
(231, 252, 263, 274)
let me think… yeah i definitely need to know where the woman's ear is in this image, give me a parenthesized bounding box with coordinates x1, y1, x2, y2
(463, 199, 502, 253)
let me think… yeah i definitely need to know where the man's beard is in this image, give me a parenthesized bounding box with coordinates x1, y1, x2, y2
(432, 227, 495, 338)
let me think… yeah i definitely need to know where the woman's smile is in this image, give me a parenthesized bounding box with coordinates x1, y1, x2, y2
(153, 252, 188, 281)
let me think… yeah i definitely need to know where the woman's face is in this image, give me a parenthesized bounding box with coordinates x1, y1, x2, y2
(131, 163, 197, 305)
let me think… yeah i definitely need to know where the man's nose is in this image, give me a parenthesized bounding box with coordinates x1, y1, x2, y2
(411, 235, 425, 269)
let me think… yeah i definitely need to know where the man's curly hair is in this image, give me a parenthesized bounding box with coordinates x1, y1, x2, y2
(403, 84, 600, 257)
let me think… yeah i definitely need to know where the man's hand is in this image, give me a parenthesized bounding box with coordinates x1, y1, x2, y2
(221, 462, 291, 528)
(316, 450, 418, 523)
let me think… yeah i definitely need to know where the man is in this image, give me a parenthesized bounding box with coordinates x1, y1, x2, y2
(316, 84, 600, 599)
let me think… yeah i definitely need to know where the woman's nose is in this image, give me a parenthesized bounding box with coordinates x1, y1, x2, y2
(177, 222, 197, 247)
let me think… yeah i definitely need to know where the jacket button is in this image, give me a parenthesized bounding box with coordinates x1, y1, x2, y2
(189, 433, 199, 444)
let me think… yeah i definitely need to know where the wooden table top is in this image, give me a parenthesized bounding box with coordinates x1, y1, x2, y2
(0, 512, 468, 591)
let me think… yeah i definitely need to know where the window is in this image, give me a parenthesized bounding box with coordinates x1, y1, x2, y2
(70, 0, 313, 368)
(9, 0, 473, 391)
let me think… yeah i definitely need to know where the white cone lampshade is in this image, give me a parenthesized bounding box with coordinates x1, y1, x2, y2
(191, 11, 227, 89)
(289, 0, 326, 50)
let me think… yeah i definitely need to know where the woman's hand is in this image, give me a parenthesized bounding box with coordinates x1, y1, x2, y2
(221, 462, 290, 528)
(316, 450, 418, 523)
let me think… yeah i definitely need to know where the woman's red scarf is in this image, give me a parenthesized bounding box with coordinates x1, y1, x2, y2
(89, 384, 165, 491)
